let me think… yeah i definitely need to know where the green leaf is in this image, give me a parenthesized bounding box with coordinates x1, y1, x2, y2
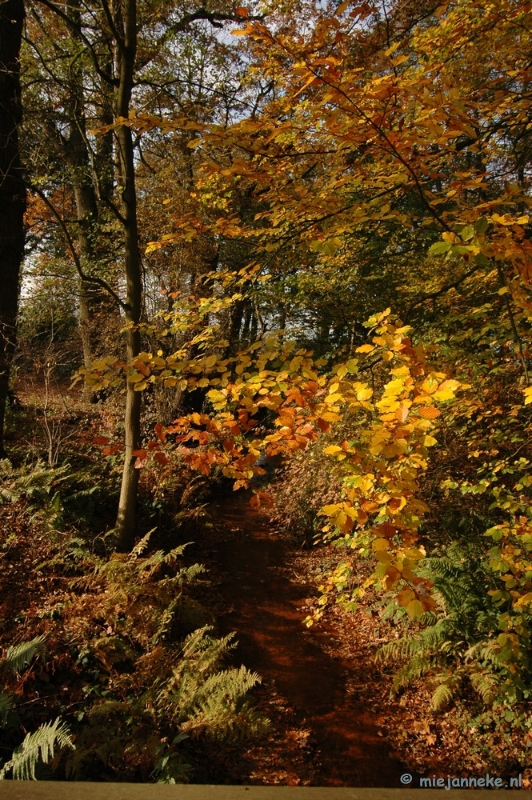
(474, 216, 489, 234)
(428, 241, 452, 255)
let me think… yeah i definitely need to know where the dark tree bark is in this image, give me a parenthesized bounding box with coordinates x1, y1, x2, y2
(0, 0, 26, 457)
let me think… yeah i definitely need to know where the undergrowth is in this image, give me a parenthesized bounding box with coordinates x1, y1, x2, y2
(0, 456, 269, 782)
(271, 407, 532, 771)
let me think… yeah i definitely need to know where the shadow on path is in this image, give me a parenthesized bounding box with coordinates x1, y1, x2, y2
(208, 491, 409, 787)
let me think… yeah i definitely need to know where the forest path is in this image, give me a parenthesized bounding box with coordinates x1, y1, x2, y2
(198, 489, 409, 787)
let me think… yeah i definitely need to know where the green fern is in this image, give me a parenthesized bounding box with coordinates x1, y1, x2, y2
(3, 636, 47, 674)
(378, 542, 526, 709)
(431, 680, 455, 711)
(152, 627, 269, 740)
(0, 718, 74, 780)
(62, 543, 269, 781)
(469, 670, 498, 704)
(389, 655, 436, 693)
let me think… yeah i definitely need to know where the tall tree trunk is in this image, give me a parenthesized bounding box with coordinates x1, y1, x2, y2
(0, 0, 26, 458)
(66, 0, 98, 374)
(78, 278, 93, 371)
(114, 0, 142, 550)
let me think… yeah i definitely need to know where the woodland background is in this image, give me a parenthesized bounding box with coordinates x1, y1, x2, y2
(0, 0, 532, 784)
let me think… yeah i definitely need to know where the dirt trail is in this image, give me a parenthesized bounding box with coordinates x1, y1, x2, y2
(206, 490, 409, 787)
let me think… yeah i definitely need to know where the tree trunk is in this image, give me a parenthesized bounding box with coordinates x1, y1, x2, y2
(78, 278, 93, 371)
(114, 0, 143, 550)
(0, 0, 26, 458)
(65, 0, 98, 375)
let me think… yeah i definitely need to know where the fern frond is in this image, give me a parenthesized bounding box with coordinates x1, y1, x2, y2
(469, 669, 498, 704)
(181, 626, 236, 665)
(161, 563, 205, 591)
(466, 640, 507, 667)
(3, 636, 47, 674)
(0, 487, 20, 504)
(129, 529, 155, 559)
(431, 681, 455, 711)
(0, 718, 74, 780)
(177, 665, 268, 740)
(424, 557, 463, 581)
(377, 619, 451, 663)
(390, 655, 435, 693)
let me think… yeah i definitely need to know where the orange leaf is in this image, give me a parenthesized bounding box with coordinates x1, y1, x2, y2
(132, 449, 148, 459)
(373, 522, 397, 538)
(417, 405, 441, 419)
(102, 445, 121, 456)
(154, 423, 167, 442)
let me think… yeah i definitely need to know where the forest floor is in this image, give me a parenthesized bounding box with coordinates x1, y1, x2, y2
(0, 379, 531, 785)
(189, 490, 532, 788)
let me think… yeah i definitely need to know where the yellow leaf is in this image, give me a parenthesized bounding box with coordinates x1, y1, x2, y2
(356, 344, 375, 353)
(372, 538, 390, 551)
(356, 385, 373, 402)
(432, 379, 460, 402)
(383, 378, 405, 396)
(404, 547, 425, 561)
(207, 389, 226, 401)
(376, 397, 400, 413)
(322, 504, 340, 515)
(524, 387, 532, 405)
(406, 599, 424, 619)
(320, 411, 341, 422)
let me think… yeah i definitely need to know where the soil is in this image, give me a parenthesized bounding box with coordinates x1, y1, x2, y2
(191, 489, 412, 787)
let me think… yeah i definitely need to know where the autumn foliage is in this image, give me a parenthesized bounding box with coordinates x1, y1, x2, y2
(5, 0, 532, 781)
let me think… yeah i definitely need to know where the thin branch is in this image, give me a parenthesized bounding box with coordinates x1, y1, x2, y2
(404, 263, 483, 320)
(496, 262, 529, 385)
(34, 0, 117, 87)
(31, 185, 127, 312)
(100, 0, 124, 52)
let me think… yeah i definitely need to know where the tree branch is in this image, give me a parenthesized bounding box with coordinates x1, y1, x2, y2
(404, 263, 483, 320)
(31, 185, 127, 312)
